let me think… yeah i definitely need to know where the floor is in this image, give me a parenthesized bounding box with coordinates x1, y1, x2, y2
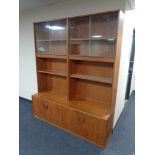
(19, 92, 135, 155)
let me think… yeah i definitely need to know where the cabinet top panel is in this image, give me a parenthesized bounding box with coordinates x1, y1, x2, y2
(33, 10, 120, 24)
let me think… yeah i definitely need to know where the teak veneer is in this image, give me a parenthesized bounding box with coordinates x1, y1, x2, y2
(32, 10, 124, 147)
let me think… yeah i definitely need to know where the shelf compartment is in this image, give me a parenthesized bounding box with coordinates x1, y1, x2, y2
(70, 40, 89, 55)
(70, 16, 89, 39)
(69, 99, 111, 119)
(69, 55, 114, 62)
(69, 78, 112, 104)
(38, 70, 67, 77)
(91, 12, 118, 39)
(38, 73, 67, 93)
(70, 60, 113, 80)
(37, 57, 67, 73)
(70, 73, 112, 84)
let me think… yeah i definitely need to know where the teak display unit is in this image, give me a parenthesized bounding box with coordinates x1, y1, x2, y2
(32, 10, 124, 147)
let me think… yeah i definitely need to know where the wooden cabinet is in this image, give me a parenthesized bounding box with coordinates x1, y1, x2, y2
(32, 10, 124, 147)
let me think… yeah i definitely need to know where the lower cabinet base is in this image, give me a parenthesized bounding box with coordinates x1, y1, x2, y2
(32, 95, 112, 148)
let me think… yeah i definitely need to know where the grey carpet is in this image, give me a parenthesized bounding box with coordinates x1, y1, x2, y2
(19, 92, 135, 155)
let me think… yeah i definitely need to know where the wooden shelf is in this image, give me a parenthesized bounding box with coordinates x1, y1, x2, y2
(38, 70, 67, 77)
(70, 73, 112, 84)
(34, 91, 67, 105)
(69, 98, 111, 119)
(70, 55, 114, 63)
(70, 38, 116, 42)
(36, 53, 67, 59)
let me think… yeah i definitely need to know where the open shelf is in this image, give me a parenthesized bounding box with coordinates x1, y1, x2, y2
(70, 73, 112, 84)
(38, 70, 67, 77)
(70, 55, 114, 62)
(34, 91, 67, 105)
(36, 53, 67, 59)
(69, 98, 111, 119)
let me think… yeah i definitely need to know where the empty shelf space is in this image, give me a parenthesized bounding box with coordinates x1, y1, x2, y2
(69, 99, 111, 119)
(70, 55, 114, 63)
(33, 91, 67, 105)
(70, 73, 112, 84)
(36, 53, 67, 59)
(38, 70, 67, 77)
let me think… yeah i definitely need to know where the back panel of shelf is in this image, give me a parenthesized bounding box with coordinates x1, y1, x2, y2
(37, 73, 67, 94)
(70, 60, 113, 78)
(69, 78, 112, 104)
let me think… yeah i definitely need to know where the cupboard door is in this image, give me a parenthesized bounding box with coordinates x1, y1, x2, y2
(93, 118, 107, 145)
(48, 102, 62, 126)
(33, 96, 63, 126)
(61, 107, 73, 131)
(72, 110, 107, 144)
(72, 111, 94, 139)
(32, 97, 49, 121)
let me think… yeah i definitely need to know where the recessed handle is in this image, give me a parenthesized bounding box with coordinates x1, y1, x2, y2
(78, 117, 85, 124)
(42, 103, 48, 110)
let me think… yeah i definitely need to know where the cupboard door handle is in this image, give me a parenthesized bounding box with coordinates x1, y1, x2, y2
(78, 117, 85, 123)
(42, 104, 48, 110)
(82, 119, 85, 123)
(78, 117, 81, 122)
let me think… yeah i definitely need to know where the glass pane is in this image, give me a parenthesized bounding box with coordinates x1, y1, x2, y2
(35, 22, 49, 54)
(70, 16, 90, 55)
(35, 19, 67, 55)
(90, 13, 118, 58)
(48, 19, 67, 41)
(70, 16, 89, 39)
(70, 40, 89, 56)
(35, 22, 49, 40)
(49, 40, 67, 55)
(91, 13, 117, 39)
(36, 41, 49, 53)
(48, 20, 67, 55)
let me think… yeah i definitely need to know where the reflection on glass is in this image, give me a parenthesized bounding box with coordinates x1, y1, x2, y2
(70, 12, 118, 58)
(35, 19, 67, 55)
